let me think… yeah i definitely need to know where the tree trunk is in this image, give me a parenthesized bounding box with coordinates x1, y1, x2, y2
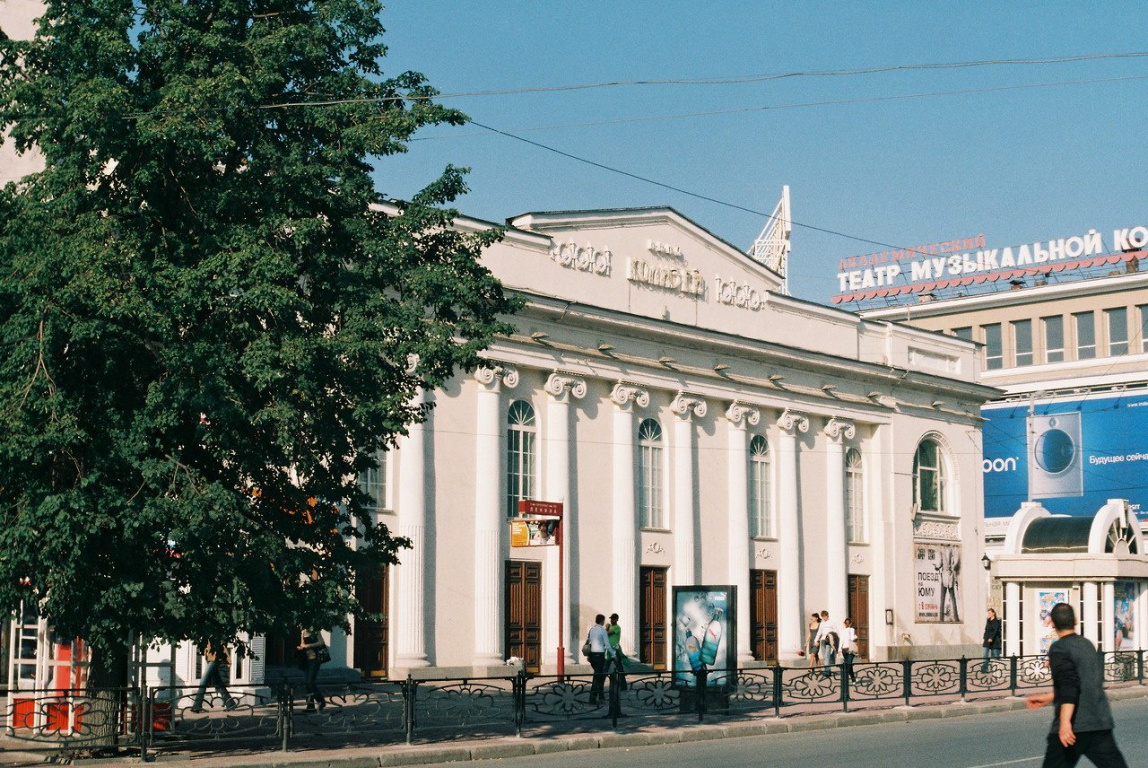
(81, 643, 130, 754)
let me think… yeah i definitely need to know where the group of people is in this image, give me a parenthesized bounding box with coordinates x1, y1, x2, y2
(191, 628, 330, 713)
(804, 610, 858, 681)
(584, 613, 628, 705)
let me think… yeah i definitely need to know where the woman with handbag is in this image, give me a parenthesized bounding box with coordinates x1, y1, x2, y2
(297, 628, 329, 711)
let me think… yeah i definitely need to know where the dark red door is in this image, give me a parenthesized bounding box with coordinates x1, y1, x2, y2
(640, 566, 668, 669)
(848, 574, 870, 659)
(751, 569, 778, 662)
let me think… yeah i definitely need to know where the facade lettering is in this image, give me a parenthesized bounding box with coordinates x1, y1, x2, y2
(549, 240, 612, 276)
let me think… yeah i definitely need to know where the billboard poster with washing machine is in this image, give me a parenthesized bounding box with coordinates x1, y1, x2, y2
(982, 391, 1148, 519)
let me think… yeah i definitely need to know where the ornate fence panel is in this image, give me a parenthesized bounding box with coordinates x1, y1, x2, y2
(406, 677, 517, 741)
(842, 661, 909, 705)
(284, 680, 408, 747)
(142, 683, 284, 754)
(1, 687, 139, 752)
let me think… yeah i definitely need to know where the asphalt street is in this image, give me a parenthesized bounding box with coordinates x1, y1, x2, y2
(400, 697, 1148, 768)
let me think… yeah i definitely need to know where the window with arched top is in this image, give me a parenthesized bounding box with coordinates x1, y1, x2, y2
(913, 438, 947, 513)
(749, 435, 772, 538)
(845, 447, 865, 542)
(638, 418, 665, 529)
(506, 400, 537, 517)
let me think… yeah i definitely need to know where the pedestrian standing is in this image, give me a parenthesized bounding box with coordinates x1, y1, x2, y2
(585, 614, 613, 705)
(839, 618, 858, 683)
(806, 613, 821, 668)
(982, 607, 1002, 673)
(190, 641, 237, 712)
(1026, 603, 1128, 768)
(297, 628, 329, 711)
(814, 610, 840, 678)
(607, 613, 628, 690)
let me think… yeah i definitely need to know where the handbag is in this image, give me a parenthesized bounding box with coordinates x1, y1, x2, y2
(581, 631, 592, 658)
(316, 645, 332, 664)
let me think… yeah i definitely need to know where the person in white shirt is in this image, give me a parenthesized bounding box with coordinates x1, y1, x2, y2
(586, 614, 614, 705)
(813, 610, 840, 678)
(839, 617, 858, 683)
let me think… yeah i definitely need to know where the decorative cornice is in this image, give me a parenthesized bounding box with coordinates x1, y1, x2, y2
(725, 401, 761, 428)
(670, 392, 708, 420)
(544, 371, 587, 401)
(824, 417, 856, 441)
(474, 364, 519, 391)
(913, 518, 960, 542)
(610, 381, 650, 409)
(778, 408, 809, 434)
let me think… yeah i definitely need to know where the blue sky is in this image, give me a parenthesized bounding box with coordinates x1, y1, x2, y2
(373, 2, 1148, 304)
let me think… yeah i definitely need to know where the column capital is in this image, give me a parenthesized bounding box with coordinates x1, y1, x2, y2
(544, 370, 587, 402)
(725, 401, 760, 429)
(671, 391, 707, 421)
(823, 417, 856, 442)
(778, 408, 809, 434)
(474, 363, 519, 392)
(610, 381, 649, 410)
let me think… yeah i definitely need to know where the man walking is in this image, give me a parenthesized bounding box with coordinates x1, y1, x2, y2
(586, 614, 613, 706)
(1026, 603, 1128, 767)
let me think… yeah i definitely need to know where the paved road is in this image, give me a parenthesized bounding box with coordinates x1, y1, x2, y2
(400, 697, 1148, 768)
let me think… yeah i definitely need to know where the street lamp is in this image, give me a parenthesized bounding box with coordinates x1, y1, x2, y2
(981, 553, 992, 570)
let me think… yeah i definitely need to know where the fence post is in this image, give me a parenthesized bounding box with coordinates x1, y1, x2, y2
(772, 663, 782, 718)
(1139, 650, 1144, 686)
(280, 685, 290, 752)
(1009, 655, 1018, 697)
(405, 675, 418, 746)
(902, 659, 912, 708)
(696, 668, 708, 722)
(959, 656, 968, 703)
(608, 669, 621, 728)
(841, 661, 848, 713)
(514, 670, 525, 737)
(138, 686, 148, 763)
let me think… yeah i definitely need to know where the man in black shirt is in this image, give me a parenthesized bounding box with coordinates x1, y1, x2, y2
(1026, 602, 1128, 768)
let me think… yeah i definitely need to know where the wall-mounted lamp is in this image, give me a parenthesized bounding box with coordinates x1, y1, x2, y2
(981, 553, 992, 570)
(885, 609, 894, 626)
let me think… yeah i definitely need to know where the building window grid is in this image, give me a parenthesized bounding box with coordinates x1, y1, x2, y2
(358, 449, 390, 511)
(1139, 305, 1148, 354)
(1074, 311, 1096, 360)
(983, 323, 1003, 370)
(506, 400, 537, 518)
(952, 327, 973, 341)
(844, 447, 865, 542)
(638, 419, 665, 529)
(1106, 307, 1129, 356)
(748, 435, 772, 538)
(1043, 315, 1065, 363)
(1012, 319, 1033, 367)
(913, 438, 947, 513)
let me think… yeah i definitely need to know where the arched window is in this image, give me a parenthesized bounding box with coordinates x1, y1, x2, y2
(844, 447, 864, 542)
(638, 419, 665, 529)
(913, 438, 947, 513)
(358, 449, 390, 511)
(506, 400, 537, 517)
(749, 435, 772, 538)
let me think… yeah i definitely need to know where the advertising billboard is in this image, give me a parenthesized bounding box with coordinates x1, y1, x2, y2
(671, 586, 736, 688)
(982, 391, 1148, 519)
(1037, 589, 1069, 654)
(915, 544, 962, 623)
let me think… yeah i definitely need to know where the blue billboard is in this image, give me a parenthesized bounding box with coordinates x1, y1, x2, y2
(983, 391, 1148, 519)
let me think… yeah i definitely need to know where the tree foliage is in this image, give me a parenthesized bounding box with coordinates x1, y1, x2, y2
(0, 0, 515, 673)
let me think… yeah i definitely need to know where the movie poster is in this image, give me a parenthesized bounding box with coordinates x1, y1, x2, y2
(672, 586, 736, 688)
(1114, 581, 1137, 651)
(915, 544, 961, 623)
(1037, 589, 1069, 654)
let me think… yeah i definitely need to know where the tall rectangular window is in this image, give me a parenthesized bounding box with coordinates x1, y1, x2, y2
(952, 327, 973, 341)
(638, 419, 665, 529)
(983, 324, 1003, 370)
(1043, 315, 1064, 363)
(1139, 305, 1148, 354)
(845, 448, 865, 543)
(1075, 312, 1096, 360)
(1012, 319, 1033, 366)
(1106, 307, 1129, 356)
(749, 435, 772, 538)
(358, 449, 390, 511)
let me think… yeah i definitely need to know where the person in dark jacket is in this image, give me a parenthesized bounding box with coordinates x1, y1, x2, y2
(1026, 603, 1128, 767)
(982, 607, 1002, 673)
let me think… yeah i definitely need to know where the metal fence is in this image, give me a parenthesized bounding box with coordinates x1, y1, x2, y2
(2, 651, 1143, 758)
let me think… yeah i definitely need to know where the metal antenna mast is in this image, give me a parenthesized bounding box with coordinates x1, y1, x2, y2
(748, 185, 792, 295)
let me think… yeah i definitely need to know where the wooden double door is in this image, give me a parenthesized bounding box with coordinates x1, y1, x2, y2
(504, 560, 542, 672)
(354, 566, 390, 678)
(750, 569, 778, 662)
(848, 574, 870, 659)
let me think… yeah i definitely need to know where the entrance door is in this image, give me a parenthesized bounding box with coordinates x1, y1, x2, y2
(750, 569, 778, 662)
(848, 574, 870, 659)
(354, 566, 390, 678)
(504, 560, 542, 672)
(640, 566, 668, 669)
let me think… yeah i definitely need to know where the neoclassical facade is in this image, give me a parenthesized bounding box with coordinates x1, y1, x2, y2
(332, 206, 998, 677)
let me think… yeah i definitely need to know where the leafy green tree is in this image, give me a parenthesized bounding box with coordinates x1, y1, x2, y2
(0, 0, 514, 685)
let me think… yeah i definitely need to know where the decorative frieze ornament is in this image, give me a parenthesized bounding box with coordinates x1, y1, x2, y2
(610, 381, 650, 409)
(824, 418, 856, 441)
(544, 371, 587, 401)
(777, 408, 809, 433)
(913, 518, 960, 541)
(725, 401, 761, 428)
(474, 364, 519, 390)
(755, 548, 773, 560)
(670, 392, 707, 420)
(645, 542, 665, 555)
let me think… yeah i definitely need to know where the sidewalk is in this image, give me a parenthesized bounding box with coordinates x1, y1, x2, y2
(20, 685, 1142, 768)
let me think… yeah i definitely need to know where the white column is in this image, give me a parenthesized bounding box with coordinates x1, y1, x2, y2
(1102, 581, 1115, 653)
(544, 372, 586, 666)
(777, 409, 808, 662)
(1082, 581, 1099, 646)
(670, 393, 707, 587)
(1136, 582, 1148, 651)
(1004, 581, 1021, 656)
(395, 368, 430, 668)
(726, 402, 759, 664)
(611, 382, 649, 657)
(823, 419, 855, 624)
(472, 365, 518, 667)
